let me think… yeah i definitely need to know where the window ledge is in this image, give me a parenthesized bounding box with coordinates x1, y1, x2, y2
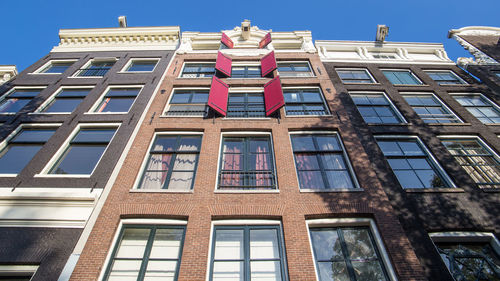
(367, 123, 409, 126)
(129, 189, 194, 194)
(485, 123, 500, 126)
(68, 76, 104, 79)
(28, 72, 62, 75)
(300, 188, 364, 193)
(117, 71, 154, 74)
(427, 123, 471, 126)
(0, 174, 17, 177)
(480, 187, 500, 193)
(223, 117, 272, 120)
(83, 112, 128, 115)
(342, 82, 379, 85)
(280, 76, 316, 79)
(28, 112, 71, 115)
(404, 187, 464, 193)
(392, 84, 428, 87)
(160, 115, 205, 118)
(34, 174, 92, 178)
(176, 77, 212, 80)
(285, 114, 334, 118)
(214, 190, 279, 194)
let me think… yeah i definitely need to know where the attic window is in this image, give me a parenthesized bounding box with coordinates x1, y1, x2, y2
(372, 53, 397, 59)
(243, 26, 249, 31)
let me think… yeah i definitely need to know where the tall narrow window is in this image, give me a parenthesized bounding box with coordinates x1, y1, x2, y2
(227, 93, 266, 118)
(283, 88, 329, 116)
(165, 90, 208, 117)
(0, 88, 43, 114)
(337, 69, 375, 84)
(376, 137, 450, 189)
(382, 70, 422, 85)
(0, 128, 56, 174)
(350, 93, 404, 124)
(277, 62, 313, 77)
(104, 225, 186, 281)
(210, 225, 287, 281)
(309, 227, 390, 281)
(291, 134, 356, 190)
(76, 60, 115, 77)
(218, 136, 276, 190)
(49, 127, 116, 174)
(180, 63, 215, 78)
(94, 87, 141, 113)
(424, 70, 466, 85)
(453, 94, 500, 124)
(139, 135, 202, 190)
(402, 94, 461, 123)
(41, 88, 91, 113)
(441, 138, 500, 188)
(231, 65, 261, 78)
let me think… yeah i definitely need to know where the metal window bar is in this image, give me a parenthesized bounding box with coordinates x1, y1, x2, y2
(218, 170, 275, 189)
(77, 67, 112, 77)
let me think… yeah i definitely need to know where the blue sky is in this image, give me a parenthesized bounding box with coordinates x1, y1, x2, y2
(2, 0, 499, 71)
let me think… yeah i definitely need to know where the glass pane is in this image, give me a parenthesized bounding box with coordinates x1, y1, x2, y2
(284, 92, 300, 103)
(149, 228, 183, 259)
(215, 229, 244, 260)
(144, 260, 177, 281)
(0, 98, 31, 113)
(8, 89, 42, 98)
(250, 139, 270, 153)
(387, 159, 411, 170)
(44, 98, 83, 113)
(171, 93, 191, 104)
(115, 228, 150, 258)
(393, 170, 424, 188)
(191, 93, 209, 103)
(343, 229, 376, 259)
(250, 229, 279, 259)
(370, 96, 388, 105)
(316, 136, 340, 151)
(223, 139, 243, 153)
(398, 141, 424, 156)
(310, 229, 343, 260)
(407, 158, 431, 170)
(12, 129, 55, 142)
(106, 88, 140, 97)
(42, 62, 72, 73)
(0, 145, 41, 173)
(57, 89, 90, 97)
(139, 171, 168, 189)
(352, 261, 388, 281)
(302, 91, 323, 102)
(249, 154, 271, 171)
(107, 260, 141, 281)
(321, 154, 347, 170)
(298, 171, 325, 189)
(377, 141, 402, 156)
(294, 154, 320, 170)
(153, 136, 177, 152)
(212, 261, 243, 281)
(173, 154, 196, 170)
(96, 97, 134, 112)
(73, 129, 115, 143)
(50, 145, 106, 174)
(146, 154, 172, 171)
(128, 61, 157, 72)
(167, 172, 194, 190)
(325, 171, 354, 188)
(317, 261, 350, 281)
(250, 261, 282, 281)
(415, 170, 445, 188)
(291, 136, 314, 151)
(178, 137, 201, 151)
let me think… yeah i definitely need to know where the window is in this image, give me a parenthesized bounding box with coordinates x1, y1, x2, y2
(376, 137, 451, 189)
(123, 59, 159, 72)
(283, 88, 329, 116)
(0, 88, 44, 114)
(209, 225, 287, 281)
(0, 265, 38, 280)
(337, 69, 376, 84)
(231, 65, 261, 78)
(35, 60, 75, 74)
(350, 93, 404, 124)
(372, 53, 397, 60)
(227, 93, 266, 118)
(75, 59, 115, 77)
(291, 134, 357, 190)
(453, 94, 500, 124)
(494, 71, 500, 79)
(277, 62, 313, 77)
(93, 87, 142, 113)
(441, 138, 500, 188)
(49, 127, 116, 175)
(309, 227, 390, 281)
(165, 89, 208, 117)
(218, 136, 276, 190)
(0, 128, 56, 174)
(103, 224, 186, 281)
(382, 70, 423, 85)
(402, 93, 461, 123)
(138, 135, 202, 190)
(180, 63, 215, 78)
(39, 87, 91, 113)
(424, 70, 466, 85)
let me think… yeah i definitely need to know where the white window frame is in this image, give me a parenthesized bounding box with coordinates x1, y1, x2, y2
(276, 61, 315, 78)
(228, 61, 263, 80)
(349, 91, 407, 124)
(0, 265, 38, 279)
(98, 218, 188, 281)
(336, 68, 377, 84)
(31, 59, 78, 75)
(37, 123, 120, 178)
(119, 58, 160, 73)
(450, 92, 500, 124)
(162, 87, 210, 118)
(34, 85, 94, 114)
(0, 86, 46, 115)
(87, 85, 144, 114)
(70, 57, 117, 78)
(131, 131, 203, 193)
(306, 218, 399, 281)
(423, 70, 468, 85)
(375, 135, 457, 188)
(0, 123, 61, 177)
(178, 61, 216, 79)
(289, 131, 361, 192)
(282, 86, 332, 117)
(381, 69, 425, 86)
(400, 92, 463, 124)
(214, 131, 279, 193)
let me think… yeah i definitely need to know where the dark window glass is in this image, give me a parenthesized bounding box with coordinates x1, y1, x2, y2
(104, 225, 186, 281)
(277, 62, 313, 77)
(425, 71, 466, 85)
(49, 128, 116, 174)
(139, 135, 202, 190)
(351, 93, 402, 124)
(291, 134, 356, 189)
(126, 60, 158, 72)
(165, 90, 209, 117)
(231, 66, 262, 78)
(453, 95, 500, 124)
(77, 60, 115, 77)
(283, 89, 328, 116)
(210, 225, 287, 281)
(95, 88, 141, 113)
(310, 227, 390, 281)
(219, 136, 275, 190)
(42, 88, 91, 113)
(376, 138, 449, 188)
(40, 61, 74, 74)
(181, 63, 215, 78)
(337, 69, 375, 83)
(0, 89, 43, 113)
(402, 94, 460, 123)
(227, 93, 266, 118)
(0, 128, 56, 173)
(382, 70, 422, 85)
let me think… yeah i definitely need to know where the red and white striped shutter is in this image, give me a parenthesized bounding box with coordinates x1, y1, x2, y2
(208, 76, 229, 116)
(263, 76, 284, 116)
(215, 51, 232, 77)
(260, 51, 277, 77)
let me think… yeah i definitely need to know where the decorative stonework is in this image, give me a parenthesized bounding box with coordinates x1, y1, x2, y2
(0, 65, 17, 85)
(52, 26, 180, 52)
(448, 26, 500, 66)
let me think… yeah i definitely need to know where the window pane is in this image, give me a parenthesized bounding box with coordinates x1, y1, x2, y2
(298, 171, 325, 189)
(51, 145, 106, 174)
(8, 89, 42, 98)
(167, 172, 194, 190)
(316, 136, 341, 151)
(149, 228, 183, 259)
(12, 129, 55, 142)
(140, 171, 169, 189)
(171, 93, 191, 104)
(115, 228, 150, 258)
(317, 261, 349, 281)
(57, 89, 90, 97)
(0, 145, 42, 173)
(107, 260, 141, 281)
(127, 60, 157, 72)
(352, 261, 388, 281)
(178, 137, 201, 151)
(215, 230, 244, 260)
(212, 261, 244, 281)
(144, 260, 177, 281)
(310, 229, 343, 261)
(0, 99, 31, 113)
(42, 62, 73, 73)
(250, 229, 279, 259)
(44, 98, 83, 113)
(250, 261, 282, 281)
(96, 97, 134, 112)
(73, 129, 115, 143)
(191, 93, 209, 103)
(321, 154, 347, 169)
(343, 229, 377, 259)
(294, 154, 320, 170)
(153, 137, 177, 152)
(393, 170, 424, 188)
(325, 171, 354, 188)
(291, 136, 314, 151)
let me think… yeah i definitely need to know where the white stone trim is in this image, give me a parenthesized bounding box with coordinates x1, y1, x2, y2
(0, 265, 38, 277)
(0, 65, 17, 85)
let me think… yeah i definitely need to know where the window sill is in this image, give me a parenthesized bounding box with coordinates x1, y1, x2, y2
(285, 114, 333, 118)
(480, 187, 500, 193)
(29, 112, 71, 115)
(223, 117, 271, 120)
(392, 84, 427, 87)
(129, 189, 194, 194)
(118, 71, 154, 74)
(176, 77, 212, 79)
(404, 187, 464, 193)
(300, 188, 364, 193)
(28, 72, 62, 75)
(0, 174, 18, 177)
(68, 76, 104, 79)
(280, 75, 316, 79)
(366, 123, 409, 126)
(341, 82, 379, 85)
(214, 189, 279, 194)
(83, 112, 128, 115)
(34, 174, 92, 178)
(485, 123, 500, 126)
(160, 115, 205, 118)
(427, 123, 471, 126)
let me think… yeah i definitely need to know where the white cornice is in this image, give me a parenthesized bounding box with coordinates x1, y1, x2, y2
(315, 40, 453, 64)
(448, 26, 500, 37)
(0, 65, 17, 85)
(52, 26, 180, 52)
(448, 26, 499, 66)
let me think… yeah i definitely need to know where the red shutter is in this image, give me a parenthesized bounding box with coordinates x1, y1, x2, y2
(264, 76, 284, 116)
(208, 76, 229, 116)
(260, 51, 277, 77)
(221, 32, 234, 48)
(215, 52, 232, 77)
(259, 33, 272, 48)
